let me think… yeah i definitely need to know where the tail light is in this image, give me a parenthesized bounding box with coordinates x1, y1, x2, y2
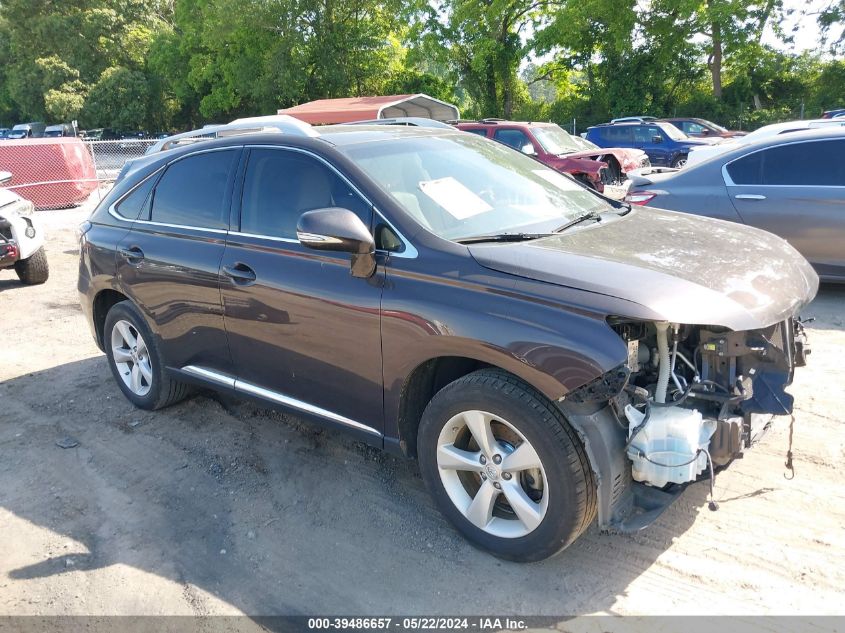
(624, 190, 658, 205)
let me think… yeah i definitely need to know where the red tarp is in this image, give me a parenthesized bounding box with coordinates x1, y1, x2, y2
(0, 138, 97, 209)
(278, 94, 460, 125)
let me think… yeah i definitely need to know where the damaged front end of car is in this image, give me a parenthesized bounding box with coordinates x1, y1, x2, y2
(559, 315, 811, 533)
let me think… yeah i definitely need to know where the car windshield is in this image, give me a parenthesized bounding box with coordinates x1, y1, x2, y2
(530, 125, 582, 155)
(657, 122, 688, 141)
(570, 135, 600, 151)
(340, 133, 611, 241)
(701, 119, 728, 133)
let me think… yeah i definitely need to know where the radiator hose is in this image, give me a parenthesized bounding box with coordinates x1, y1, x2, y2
(654, 322, 671, 404)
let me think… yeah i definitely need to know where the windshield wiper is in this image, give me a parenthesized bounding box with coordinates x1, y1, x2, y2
(455, 232, 555, 244)
(554, 211, 602, 233)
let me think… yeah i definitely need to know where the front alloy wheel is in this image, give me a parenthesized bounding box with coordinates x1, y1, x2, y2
(436, 410, 548, 538)
(418, 369, 596, 562)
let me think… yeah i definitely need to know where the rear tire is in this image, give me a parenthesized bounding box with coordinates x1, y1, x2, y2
(417, 369, 596, 562)
(104, 301, 192, 410)
(14, 246, 49, 284)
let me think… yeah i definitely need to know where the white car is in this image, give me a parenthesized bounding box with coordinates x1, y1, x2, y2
(0, 171, 49, 285)
(686, 118, 845, 167)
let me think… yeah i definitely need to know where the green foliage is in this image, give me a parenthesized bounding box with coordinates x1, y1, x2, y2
(0, 0, 843, 132)
(83, 66, 150, 129)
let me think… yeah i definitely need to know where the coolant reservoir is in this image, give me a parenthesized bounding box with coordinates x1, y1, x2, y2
(624, 404, 717, 488)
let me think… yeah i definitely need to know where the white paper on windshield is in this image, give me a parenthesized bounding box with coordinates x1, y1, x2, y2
(418, 177, 492, 220)
(532, 169, 580, 191)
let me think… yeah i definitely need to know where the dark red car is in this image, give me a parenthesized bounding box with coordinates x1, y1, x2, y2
(660, 118, 746, 139)
(455, 120, 649, 194)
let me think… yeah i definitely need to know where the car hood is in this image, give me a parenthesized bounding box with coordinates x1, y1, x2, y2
(562, 148, 647, 173)
(468, 208, 818, 331)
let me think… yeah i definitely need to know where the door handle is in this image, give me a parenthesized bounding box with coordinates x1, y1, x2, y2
(222, 263, 257, 285)
(735, 194, 767, 200)
(119, 246, 144, 263)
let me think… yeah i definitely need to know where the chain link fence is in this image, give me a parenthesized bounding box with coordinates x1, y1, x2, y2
(0, 139, 157, 209)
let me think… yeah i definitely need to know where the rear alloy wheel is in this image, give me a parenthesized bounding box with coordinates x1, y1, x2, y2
(111, 319, 153, 397)
(418, 369, 596, 561)
(104, 301, 191, 410)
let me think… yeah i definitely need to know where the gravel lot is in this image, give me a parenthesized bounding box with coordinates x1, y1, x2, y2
(1, 204, 844, 618)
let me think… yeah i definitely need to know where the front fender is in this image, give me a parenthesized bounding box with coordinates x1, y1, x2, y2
(381, 262, 632, 439)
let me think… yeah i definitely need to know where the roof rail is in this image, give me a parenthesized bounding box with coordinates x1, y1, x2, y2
(145, 115, 318, 155)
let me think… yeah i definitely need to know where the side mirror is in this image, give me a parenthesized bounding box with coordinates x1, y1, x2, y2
(0, 171, 12, 186)
(521, 143, 536, 156)
(651, 135, 663, 144)
(297, 207, 377, 278)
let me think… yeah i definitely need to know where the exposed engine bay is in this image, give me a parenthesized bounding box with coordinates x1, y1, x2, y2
(561, 317, 810, 532)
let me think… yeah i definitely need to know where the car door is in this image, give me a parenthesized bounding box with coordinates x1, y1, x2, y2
(725, 138, 845, 279)
(219, 146, 385, 439)
(634, 125, 670, 165)
(116, 147, 240, 374)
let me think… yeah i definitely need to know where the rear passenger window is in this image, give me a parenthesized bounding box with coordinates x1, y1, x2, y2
(115, 174, 156, 220)
(602, 126, 632, 143)
(758, 140, 845, 186)
(465, 129, 488, 137)
(151, 150, 238, 229)
(239, 148, 371, 239)
(493, 129, 531, 150)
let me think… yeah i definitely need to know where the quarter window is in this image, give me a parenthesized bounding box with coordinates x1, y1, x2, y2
(239, 148, 371, 239)
(151, 150, 238, 229)
(115, 174, 156, 220)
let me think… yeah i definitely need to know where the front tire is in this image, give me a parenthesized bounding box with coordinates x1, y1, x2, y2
(417, 369, 596, 562)
(14, 246, 49, 284)
(104, 301, 191, 410)
(671, 155, 688, 168)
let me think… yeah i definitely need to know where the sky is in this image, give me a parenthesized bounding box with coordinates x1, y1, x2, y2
(763, 0, 829, 53)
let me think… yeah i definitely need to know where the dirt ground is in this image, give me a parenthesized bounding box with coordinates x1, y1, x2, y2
(1, 205, 844, 619)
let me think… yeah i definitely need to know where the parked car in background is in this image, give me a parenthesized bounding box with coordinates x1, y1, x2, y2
(8, 122, 46, 139)
(660, 117, 746, 139)
(44, 123, 77, 138)
(625, 128, 845, 282)
(80, 119, 816, 561)
(685, 117, 845, 167)
(83, 128, 122, 141)
(0, 128, 11, 140)
(821, 108, 845, 118)
(610, 116, 657, 123)
(586, 121, 716, 168)
(455, 120, 648, 192)
(0, 171, 49, 284)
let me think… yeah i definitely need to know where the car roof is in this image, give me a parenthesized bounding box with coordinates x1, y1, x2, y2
(689, 126, 845, 167)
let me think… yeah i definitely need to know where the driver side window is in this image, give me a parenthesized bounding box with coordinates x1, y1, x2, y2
(239, 148, 372, 239)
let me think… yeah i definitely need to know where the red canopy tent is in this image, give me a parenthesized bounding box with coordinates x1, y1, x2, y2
(278, 94, 460, 125)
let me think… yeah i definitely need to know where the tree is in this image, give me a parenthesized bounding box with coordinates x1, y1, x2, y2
(437, 0, 555, 118)
(83, 67, 150, 129)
